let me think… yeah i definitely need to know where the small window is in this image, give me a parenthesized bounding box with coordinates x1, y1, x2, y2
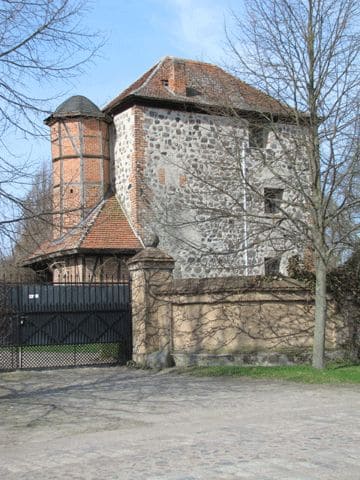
(264, 257, 281, 276)
(249, 125, 267, 148)
(162, 79, 169, 87)
(264, 188, 283, 214)
(186, 86, 201, 97)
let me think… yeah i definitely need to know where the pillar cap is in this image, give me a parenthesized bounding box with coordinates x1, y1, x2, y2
(127, 247, 175, 270)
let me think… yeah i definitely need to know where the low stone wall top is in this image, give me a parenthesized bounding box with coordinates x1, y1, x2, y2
(159, 275, 307, 296)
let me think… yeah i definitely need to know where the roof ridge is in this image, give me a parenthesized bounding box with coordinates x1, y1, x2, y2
(80, 194, 143, 251)
(78, 199, 107, 247)
(165, 55, 217, 68)
(103, 61, 160, 112)
(79, 194, 144, 248)
(113, 195, 145, 248)
(51, 222, 83, 246)
(130, 58, 164, 95)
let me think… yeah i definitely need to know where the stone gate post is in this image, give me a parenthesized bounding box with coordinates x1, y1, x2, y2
(128, 247, 175, 368)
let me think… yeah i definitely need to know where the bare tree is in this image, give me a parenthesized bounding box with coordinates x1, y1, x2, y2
(0, 0, 102, 253)
(142, 1, 359, 369)
(0, 163, 52, 281)
(12, 163, 52, 262)
(223, 0, 360, 368)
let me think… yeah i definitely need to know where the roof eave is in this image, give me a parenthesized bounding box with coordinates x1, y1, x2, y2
(104, 94, 304, 123)
(44, 112, 112, 126)
(22, 247, 143, 267)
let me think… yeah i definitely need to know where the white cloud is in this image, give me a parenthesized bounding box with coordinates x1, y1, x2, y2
(164, 0, 231, 62)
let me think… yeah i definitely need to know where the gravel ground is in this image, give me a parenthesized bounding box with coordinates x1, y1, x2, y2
(0, 366, 359, 479)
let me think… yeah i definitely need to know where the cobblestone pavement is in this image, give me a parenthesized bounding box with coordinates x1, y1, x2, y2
(0, 367, 359, 480)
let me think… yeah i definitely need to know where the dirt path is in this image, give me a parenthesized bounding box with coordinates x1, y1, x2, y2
(0, 367, 359, 479)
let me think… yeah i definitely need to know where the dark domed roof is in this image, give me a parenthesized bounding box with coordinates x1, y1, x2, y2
(45, 95, 109, 124)
(55, 95, 103, 116)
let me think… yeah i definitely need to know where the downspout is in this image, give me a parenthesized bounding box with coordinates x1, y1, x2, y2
(242, 142, 249, 275)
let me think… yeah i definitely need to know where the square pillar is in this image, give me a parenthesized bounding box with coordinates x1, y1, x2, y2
(128, 247, 175, 368)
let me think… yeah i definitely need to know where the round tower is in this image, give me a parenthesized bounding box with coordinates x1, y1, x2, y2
(45, 95, 111, 237)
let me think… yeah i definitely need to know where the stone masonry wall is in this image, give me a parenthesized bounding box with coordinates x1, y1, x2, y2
(166, 278, 342, 365)
(113, 108, 135, 221)
(114, 105, 308, 278)
(128, 248, 346, 368)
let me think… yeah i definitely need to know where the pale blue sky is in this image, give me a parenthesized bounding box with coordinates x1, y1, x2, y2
(77, 0, 237, 108)
(12, 0, 240, 166)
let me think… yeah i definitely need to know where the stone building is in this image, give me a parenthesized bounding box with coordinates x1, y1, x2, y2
(25, 56, 307, 281)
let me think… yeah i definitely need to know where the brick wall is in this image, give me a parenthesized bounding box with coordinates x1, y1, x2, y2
(169, 60, 186, 95)
(51, 117, 110, 236)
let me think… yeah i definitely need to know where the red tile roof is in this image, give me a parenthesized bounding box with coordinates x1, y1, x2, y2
(24, 195, 142, 264)
(81, 196, 141, 249)
(104, 56, 289, 116)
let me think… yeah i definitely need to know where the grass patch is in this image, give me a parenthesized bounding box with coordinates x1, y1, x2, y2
(186, 364, 360, 384)
(98, 343, 124, 359)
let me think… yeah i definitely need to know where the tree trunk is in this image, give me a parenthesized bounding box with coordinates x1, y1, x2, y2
(312, 253, 327, 369)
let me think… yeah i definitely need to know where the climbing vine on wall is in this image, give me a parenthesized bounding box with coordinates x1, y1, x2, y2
(288, 249, 360, 360)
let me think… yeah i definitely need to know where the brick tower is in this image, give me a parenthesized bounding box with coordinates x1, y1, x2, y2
(24, 95, 141, 282)
(45, 95, 111, 237)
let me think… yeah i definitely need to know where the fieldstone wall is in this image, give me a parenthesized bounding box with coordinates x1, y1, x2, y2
(114, 105, 309, 278)
(128, 248, 346, 368)
(113, 108, 135, 219)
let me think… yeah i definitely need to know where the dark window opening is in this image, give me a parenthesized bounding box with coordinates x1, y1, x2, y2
(264, 257, 281, 276)
(264, 188, 283, 214)
(162, 79, 169, 87)
(186, 86, 201, 97)
(249, 125, 268, 148)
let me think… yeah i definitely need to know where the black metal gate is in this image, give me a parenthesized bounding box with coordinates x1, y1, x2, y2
(0, 281, 132, 370)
